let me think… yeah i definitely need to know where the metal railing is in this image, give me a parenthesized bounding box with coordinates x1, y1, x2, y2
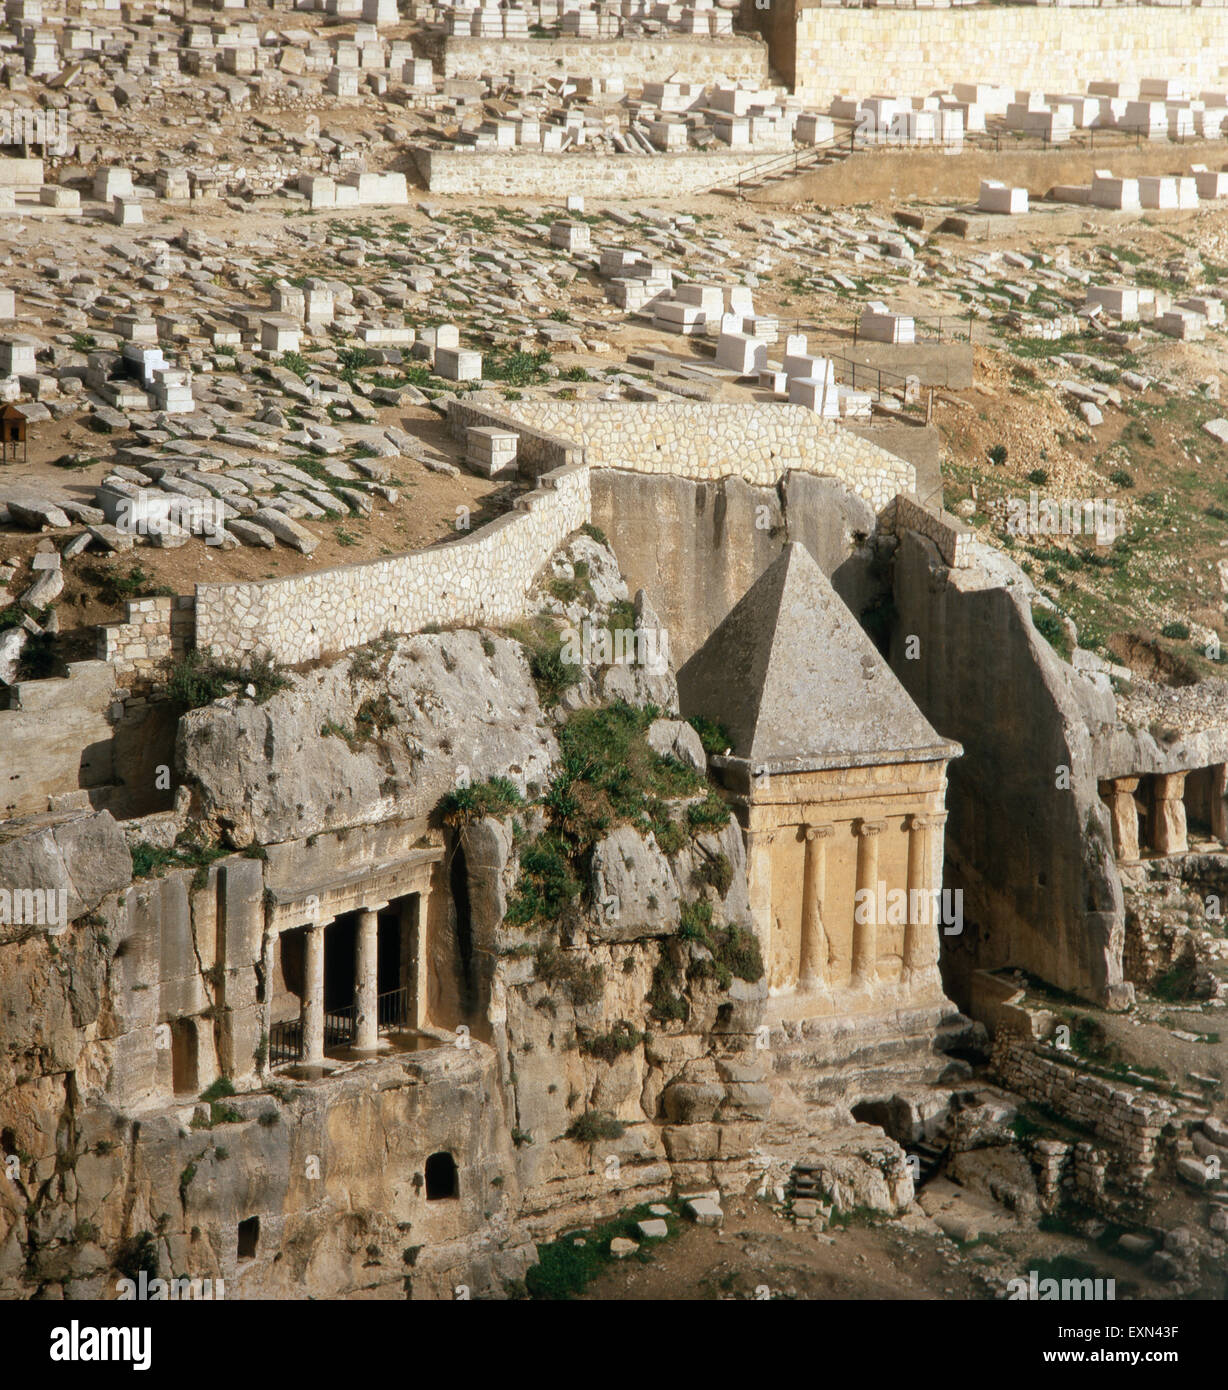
(269, 1018, 302, 1066)
(378, 986, 410, 1032)
(324, 1004, 355, 1049)
(269, 989, 412, 1066)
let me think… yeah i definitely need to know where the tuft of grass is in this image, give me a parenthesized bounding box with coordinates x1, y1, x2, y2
(440, 776, 524, 827)
(167, 650, 289, 710)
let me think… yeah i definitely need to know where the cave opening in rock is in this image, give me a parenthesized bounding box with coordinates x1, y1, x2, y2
(237, 1216, 259, 1260)
(425, 1151, 458, 1201)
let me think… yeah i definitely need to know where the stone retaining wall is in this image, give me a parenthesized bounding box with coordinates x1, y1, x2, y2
(446, 396, 586, 479)
(485, 400, 915, 507)
(193, 461, 591, 666)
(98, 594, 195, 685)
(411, 148, 770, 199)
(992, 1032, 1173, 1187)
(439, 34, 769, 84)
(891, 493, 972, 568)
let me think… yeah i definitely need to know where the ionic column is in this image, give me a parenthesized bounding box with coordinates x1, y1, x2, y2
(1150, 773, 1188, 856)
(1212, 765, 1228, 844)
(799, 825, 833, 991)
(903, 814, 935, 973)
(302, 921, 326, 1064)
(852, 821, 885, 987)
(355, 907, 380, 1051)
(1100, 777, 1140, 861)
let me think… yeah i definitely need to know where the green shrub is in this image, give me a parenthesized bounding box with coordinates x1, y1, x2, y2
(1031, 606, 1072, 661)
(565, 1111, 625, 1142)
(507, 836, 581, 926)
(686, 714, 731, 757)
(440, 776, 524, 826)
(581, 1020, 644, 1063)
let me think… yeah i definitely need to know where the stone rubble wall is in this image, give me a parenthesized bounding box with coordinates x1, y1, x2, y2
(97, 595, 195, 685)
(991, 1031, 1173, 1186)
(487, 400, 916, 508)
(791, 7, 1228, 107)
(438, 34, 770, 83)
(413, 148, 774, 198)
(193, 462, 592, 666)
(104, 404, 915, 676)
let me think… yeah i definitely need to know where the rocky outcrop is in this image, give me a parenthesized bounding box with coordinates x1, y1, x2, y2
(890, 531, 1129, 1009)
(178, 629, 558, 848)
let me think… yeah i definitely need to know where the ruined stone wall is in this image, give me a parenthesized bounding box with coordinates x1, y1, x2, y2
(493, 401, 916, 508)
(438, 34, 770, 83)
(97, 594, 194, 686)
(991, 1033, 1173, 1187)
(413, 148, 771, 198)
(193, 461, 591, 667)
(446, 396, 586, 478)
(787, 7, 1228, 107)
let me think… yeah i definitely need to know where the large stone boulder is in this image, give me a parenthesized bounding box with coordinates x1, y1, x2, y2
(178, 631, 557, 846)
(589, 825, 680, 942)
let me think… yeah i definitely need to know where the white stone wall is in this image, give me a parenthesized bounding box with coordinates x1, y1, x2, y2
(440, 34, 769, 84)
(194, 463, 591, 666)
(793, 8, 1228, 107)
(490, 400, 915, 508)
(412, 149, 772, 199)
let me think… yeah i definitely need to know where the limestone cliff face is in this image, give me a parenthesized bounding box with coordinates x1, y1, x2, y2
(890, 531, 1128, 1009)
(460, 808, 768, 1230)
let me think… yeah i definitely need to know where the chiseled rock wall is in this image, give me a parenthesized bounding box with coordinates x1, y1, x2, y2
(890, 530, 1129, 1009)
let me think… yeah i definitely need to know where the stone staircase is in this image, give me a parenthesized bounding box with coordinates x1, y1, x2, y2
(702, 141, 852, 198)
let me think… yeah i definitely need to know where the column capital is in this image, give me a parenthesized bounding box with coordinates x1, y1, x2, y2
(854, 819, 886, 837)
(362, 902, 389, 914)
(804, 823, 834, 841)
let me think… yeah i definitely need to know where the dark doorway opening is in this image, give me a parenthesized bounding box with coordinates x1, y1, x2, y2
(449, 844, 476, 1019)
(425, 1151, 458, 1201)
(237, 1217, 259, 1260)
(170, 1019, 198, 1095)
(324, 915, 356, 1010)
(377, 910, 401, 995)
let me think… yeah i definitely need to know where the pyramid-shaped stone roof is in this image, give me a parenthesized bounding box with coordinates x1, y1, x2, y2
(677, 542, 960, 772)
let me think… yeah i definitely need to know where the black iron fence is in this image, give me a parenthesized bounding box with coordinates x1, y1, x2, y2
(269, 1018, 302, 1066)
(378, 986, 410, 1031)
(267, 988, 412, 1067)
